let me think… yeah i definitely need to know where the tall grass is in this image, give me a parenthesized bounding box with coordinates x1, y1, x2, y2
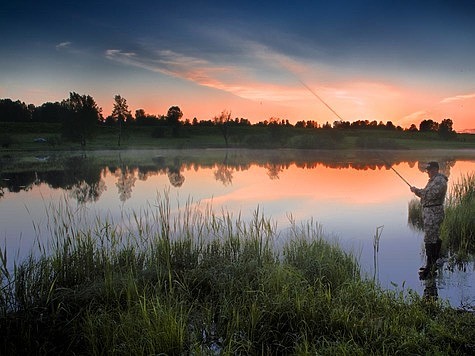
(407, 197, 423, 231)
(1, 193, 475, 354)
(441, 172, 475, 263)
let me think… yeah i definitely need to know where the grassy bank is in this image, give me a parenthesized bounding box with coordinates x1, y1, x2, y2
(1, 195, 474, 355)
(2, 122, 475, 151)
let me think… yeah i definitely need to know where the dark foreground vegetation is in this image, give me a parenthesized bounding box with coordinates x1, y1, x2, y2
(1, 196, 475, 355)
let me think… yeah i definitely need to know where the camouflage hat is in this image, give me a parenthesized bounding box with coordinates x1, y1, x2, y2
(425, 161, 439, 170)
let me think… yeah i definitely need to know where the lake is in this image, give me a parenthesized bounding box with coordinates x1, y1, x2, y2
(1, 148, 474, 308)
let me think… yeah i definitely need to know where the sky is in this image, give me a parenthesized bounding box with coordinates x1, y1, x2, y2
(1, 0, 475, 131)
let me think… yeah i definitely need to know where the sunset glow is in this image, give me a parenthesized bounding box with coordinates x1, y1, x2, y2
(1, 1, 474, 131)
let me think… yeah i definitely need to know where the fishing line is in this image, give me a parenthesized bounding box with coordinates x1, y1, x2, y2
(291, 70, 412, 187)
(295, 77, 345, 122)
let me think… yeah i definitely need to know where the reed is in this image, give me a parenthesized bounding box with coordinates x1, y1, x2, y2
(1, 193, 474, 355)
(407, 197, 423, 231)
(441, 172, 475, 263)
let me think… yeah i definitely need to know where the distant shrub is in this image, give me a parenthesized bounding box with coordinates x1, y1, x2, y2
(242, 134, 274, 148)
(151, 127, 166, 138)
(287, 134, 338, 149)
(355, 137, 403, 149)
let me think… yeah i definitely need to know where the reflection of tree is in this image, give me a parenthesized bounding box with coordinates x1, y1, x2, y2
(115, 167, 137, 202)
(2, 152, 474, 202)
(213, 152, 234, 186)
(214, 164, 233, 186)
(167, 166, 185, 187)
(265, 163, 283, 180)
(153, 157, 186, 187)
(423, 275, 438, 301)
(0, 172, 37, 193)
(70, 179, 106, 204)
(61, 156, 106, 203)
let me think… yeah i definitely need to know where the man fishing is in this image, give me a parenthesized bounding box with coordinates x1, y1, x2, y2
(410, 161, 448, 279)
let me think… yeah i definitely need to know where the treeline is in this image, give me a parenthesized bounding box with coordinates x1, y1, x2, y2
(0, 93, 457, 146)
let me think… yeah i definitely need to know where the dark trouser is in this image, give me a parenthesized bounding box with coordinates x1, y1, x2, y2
(419, 239, 442, 279)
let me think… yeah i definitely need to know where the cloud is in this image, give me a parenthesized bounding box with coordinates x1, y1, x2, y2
(55, 41, 72, 50)
(440, 93, 475, 103)
(105, 47, 307, 102)
(401, 110, 432, 126)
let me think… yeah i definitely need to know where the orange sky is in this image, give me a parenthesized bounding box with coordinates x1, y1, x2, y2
(90, 74, 474, 132)
(2, 1, 474, 132)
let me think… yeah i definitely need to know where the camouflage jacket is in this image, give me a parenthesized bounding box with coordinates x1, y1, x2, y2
(413, 173, 448, 207)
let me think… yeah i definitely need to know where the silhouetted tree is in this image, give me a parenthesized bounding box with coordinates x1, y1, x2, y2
(419, 119, 438, 132)
(385, 121, 396, 130)
(61, 92, 102, 147)
(111, 95, 131, 146)
(0, 99, 31, 122)
(213, 110, 231, 147)
(32, 102, 66, 123)
(135, 109, 146, 121)
(167, 106, 183, 137)
(438, 118, 456, 140)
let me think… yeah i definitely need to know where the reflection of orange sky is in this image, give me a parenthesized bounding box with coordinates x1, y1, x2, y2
(99, 159, 475, 210)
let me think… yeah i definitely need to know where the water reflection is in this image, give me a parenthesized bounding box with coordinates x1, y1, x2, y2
(0, 149, 466, 202)
(423, 275, 439, 301)
(1, 149, 475, 307)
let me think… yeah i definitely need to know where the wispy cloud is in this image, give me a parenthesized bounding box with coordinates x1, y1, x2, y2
(401, 110, 432, 126)
(55, 41, 72, 50)
(105, 47, 306, 102)
(440, 93, 475, 103)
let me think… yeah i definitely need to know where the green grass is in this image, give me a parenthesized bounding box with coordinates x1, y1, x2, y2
(2, 122, 475, 151)
(1, 193, 475, 354)
(441, 172, 475, 264)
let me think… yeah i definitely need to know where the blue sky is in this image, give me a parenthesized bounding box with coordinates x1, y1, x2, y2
(1, 0, 474, 130)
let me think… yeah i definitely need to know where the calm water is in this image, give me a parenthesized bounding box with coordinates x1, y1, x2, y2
(1, 149, 475, 307)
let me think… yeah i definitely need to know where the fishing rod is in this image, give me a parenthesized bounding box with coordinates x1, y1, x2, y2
(378, 155, 412, 187)
(294, 73, 413, 188)
(387, 164, 412, 187)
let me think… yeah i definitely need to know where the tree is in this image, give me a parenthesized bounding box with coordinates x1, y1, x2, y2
(135, 109, 146, 121)
(438, 118, 456, 140)
(32, 102, 67, 123)
(111, 95, 131, 146)
(213, 110, 231, 147)
(385, 121, 396, 130)
(61, 92, 102, 147)
(0, 98, 31, 122)
(419, 119, 438, 132)
(166, 106, 183, 137)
